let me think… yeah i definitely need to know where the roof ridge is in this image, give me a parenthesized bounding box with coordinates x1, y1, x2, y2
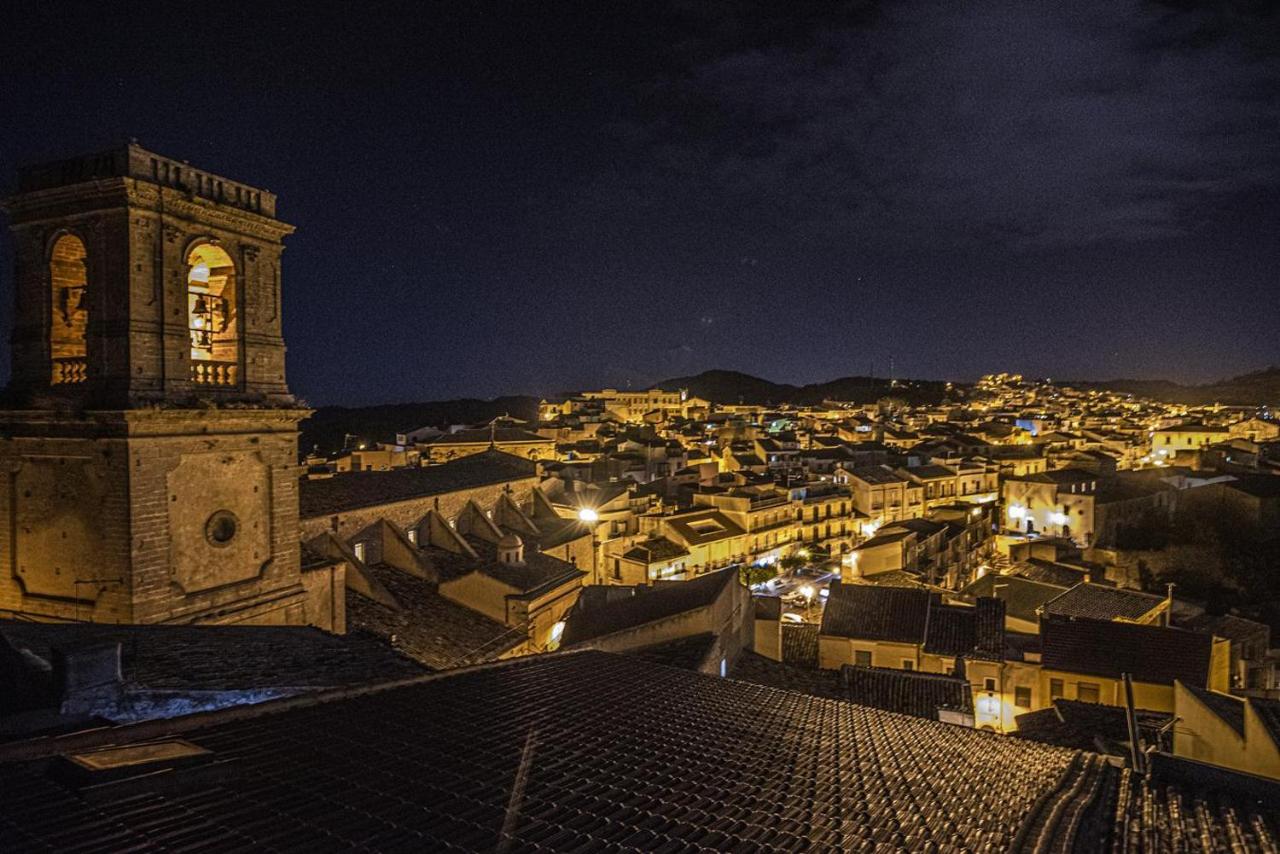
(0, 649, 594, 763)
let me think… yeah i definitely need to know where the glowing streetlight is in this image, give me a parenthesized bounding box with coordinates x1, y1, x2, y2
(577, 507, 599, 523)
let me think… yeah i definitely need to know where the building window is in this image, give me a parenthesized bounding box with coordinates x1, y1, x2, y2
(49, 233, 89, 384)
(984, 677, 997, 692)
(1014, 687, 1032, 708)
(406, 528, 417, 544)
(1077, 682, 1100, 703)
(353, 542, 366, 563)
(612, 558, 621, 580)
(854, 650, 872, 667)
(1050, 678, 1063, 700)
(186, 243, 239, 386)
(902, 660, 914, 671)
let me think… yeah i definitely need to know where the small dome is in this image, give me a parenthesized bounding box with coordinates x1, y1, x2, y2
(498, 533, 523, 550)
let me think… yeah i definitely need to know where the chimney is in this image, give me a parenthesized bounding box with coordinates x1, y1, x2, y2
(498, 533, 525, 565)
(54, 641, 123, 713)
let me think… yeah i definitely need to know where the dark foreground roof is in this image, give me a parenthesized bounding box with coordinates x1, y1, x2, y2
(842, 664, 973, 718)
(0, 651, 1275, 852)
(299, 450, 537, 517)
(0, 620, 423, 693)
(0, 651, 1110, 852)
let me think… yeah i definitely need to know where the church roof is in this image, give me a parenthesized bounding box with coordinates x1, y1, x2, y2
(299, 451, 536, 517)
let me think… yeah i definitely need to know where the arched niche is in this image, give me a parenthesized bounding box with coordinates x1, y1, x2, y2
(186, 243, 239, 386)
(49, 232, 88, 384)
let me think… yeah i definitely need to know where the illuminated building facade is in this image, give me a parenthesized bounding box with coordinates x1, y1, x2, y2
(0, 144, 333, 627)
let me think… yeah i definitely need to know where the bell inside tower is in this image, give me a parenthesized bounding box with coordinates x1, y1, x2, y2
(186, 243, 239, 387)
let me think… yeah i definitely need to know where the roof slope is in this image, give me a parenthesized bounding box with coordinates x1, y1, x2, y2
(821, 583, 932, 643)
(0, 620, 423, 692)
(1041, 616, 1212, 686)
(299, 450, 536, 517)
(345, 564, 524, 670)
(1042, 583, 1165, 621)
(0, 651, 1114, 852)
(842, 664, 973, 718)
(561, 568, 738, 645)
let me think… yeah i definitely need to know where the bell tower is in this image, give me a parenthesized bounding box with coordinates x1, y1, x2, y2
(0, 143, 332, 628)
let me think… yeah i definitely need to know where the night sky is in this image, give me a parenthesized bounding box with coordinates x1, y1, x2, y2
(3, 1, 1279, 405)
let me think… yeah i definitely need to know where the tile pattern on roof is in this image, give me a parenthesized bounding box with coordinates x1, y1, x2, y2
(820, 584, 932, 644)
(346, 564, 524, 670)
(0, 651, 1114, 852)
(842, 664, 973, 719)
(781, 622, 819, 667)
(1041, 616, 1212, 687)
(0, 620, 424, 692)
(1042, 583, 1165, 621)
(561, 568, 737, 646)
(299, 450, 536, 517)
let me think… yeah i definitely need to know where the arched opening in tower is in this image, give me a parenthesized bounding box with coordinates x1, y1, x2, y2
(186, 243, 239, 386)
(49, 233, 88, 384)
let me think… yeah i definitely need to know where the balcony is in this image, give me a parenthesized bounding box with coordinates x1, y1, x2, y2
(51, 357, 86, 385)
(191, 360, 238, 387)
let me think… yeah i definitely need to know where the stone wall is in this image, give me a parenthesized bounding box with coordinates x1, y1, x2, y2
(0, 408, 319, 627)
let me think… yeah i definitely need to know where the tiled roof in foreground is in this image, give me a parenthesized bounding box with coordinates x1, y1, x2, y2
(0, 651, 1275, 852)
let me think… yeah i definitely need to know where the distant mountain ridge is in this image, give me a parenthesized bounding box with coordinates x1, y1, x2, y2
(1066, 367, 1280, 407)
(650, 369, 953, 406)
(301, 396, 540, 455)
(655, 367, 1280, 408)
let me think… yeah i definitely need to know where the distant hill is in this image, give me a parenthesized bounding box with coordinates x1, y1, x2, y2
(300, 395, 540, 455)
(1068, 367, 1280, 407)
(651, 369, 955, 406)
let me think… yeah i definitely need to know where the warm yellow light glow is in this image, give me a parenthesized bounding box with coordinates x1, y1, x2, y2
(798, 548, 810, 559)
(800, 585, 815, 599)
(1007, 504, 1026, 520)
(1049, 511, 1068, 526)
(578, 507, 599, 523)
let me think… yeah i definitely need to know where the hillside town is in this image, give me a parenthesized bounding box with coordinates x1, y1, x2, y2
(2, 145, 1278, 851)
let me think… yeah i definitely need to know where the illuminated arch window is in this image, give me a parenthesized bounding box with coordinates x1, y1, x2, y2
(186, 244, 239, 386)
(49, 233, 88, 384)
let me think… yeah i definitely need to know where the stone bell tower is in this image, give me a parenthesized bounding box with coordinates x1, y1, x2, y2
(0, 143, 333, 627)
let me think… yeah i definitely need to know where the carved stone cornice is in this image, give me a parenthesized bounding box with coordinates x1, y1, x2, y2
(128, 188, 295, 242)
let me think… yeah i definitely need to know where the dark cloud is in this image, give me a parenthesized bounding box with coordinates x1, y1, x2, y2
(1, 1, 1277, 401)
(589, 1, 1280, 250)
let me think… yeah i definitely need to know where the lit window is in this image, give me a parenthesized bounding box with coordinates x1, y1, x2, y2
(1014, 686, 1031, 707)
(353, 542, 366, 562)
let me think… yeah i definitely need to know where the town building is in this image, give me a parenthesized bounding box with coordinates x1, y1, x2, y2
(0, 144, 330, 629)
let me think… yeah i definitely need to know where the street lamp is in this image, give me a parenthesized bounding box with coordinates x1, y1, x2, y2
(578, 507, 599, 523)
(800, 584, 815, 621)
